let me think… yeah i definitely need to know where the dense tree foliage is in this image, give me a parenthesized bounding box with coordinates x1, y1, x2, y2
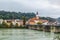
(0, 10, 56, 22)
(0, 11, 36, 20)
(40, 17, 56, 22)
(57, 17, 60, 22)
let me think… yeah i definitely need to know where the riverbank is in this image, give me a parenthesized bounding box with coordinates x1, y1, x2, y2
(0, 25, 60, 33)
(0, 27, 60, 34)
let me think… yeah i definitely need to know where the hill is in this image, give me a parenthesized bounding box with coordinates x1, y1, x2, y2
(0, 10, 56, 22)
(0, 11, 36, 20)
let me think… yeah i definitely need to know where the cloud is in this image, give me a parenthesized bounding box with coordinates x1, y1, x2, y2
(13, 0, 50, 9)
(48, 0, 60, 5)
(0, 0, 60, 18)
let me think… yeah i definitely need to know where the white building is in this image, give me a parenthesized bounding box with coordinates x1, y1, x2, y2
(42, 22, 48, 25)
(0, 19, 3, 24)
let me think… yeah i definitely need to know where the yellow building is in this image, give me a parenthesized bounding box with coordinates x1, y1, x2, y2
(4, 19, 23, 26)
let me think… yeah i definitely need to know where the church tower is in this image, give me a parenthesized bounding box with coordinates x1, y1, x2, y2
(36, 12, 39, 19)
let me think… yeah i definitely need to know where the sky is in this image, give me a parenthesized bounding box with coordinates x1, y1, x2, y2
(0, 0, 60, 18)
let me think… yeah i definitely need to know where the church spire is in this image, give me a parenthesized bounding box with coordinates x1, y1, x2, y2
(36, 12, 38, 15)
(36, 12, 39, 19)
(36, 12, 39, 17)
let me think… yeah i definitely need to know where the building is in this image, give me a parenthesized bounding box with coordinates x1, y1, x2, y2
(4, 19, 23, 26)
(0, 19, 3, 24)
(27, 12, 48, 25)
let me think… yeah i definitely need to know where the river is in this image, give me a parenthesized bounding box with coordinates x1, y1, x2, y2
(0, 29, 60, 40)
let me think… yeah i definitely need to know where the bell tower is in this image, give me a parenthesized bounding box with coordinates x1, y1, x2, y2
(36, 12, 39, 19)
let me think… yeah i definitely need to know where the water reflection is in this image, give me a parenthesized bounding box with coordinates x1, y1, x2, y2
(53, 35, 60, 40)
(0, 29, 60, 40)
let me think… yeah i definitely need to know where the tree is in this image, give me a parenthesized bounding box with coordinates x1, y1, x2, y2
(0, 24, 3, 28)
(2, 21, 8, 28)
(37, 22, 42, 25)
(9, 22, 13, 28)
(0, 11, 36, 20)
(22, 16, 26, 25)
(15, 23, 19, 28)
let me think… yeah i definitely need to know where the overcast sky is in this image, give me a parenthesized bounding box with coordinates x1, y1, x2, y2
(0, 0, 60, 18)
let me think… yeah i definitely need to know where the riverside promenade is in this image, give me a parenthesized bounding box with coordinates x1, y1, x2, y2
(26, 25, 60, 33)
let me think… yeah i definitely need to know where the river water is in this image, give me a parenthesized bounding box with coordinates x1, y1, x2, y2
(0, 29, 60, 40)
